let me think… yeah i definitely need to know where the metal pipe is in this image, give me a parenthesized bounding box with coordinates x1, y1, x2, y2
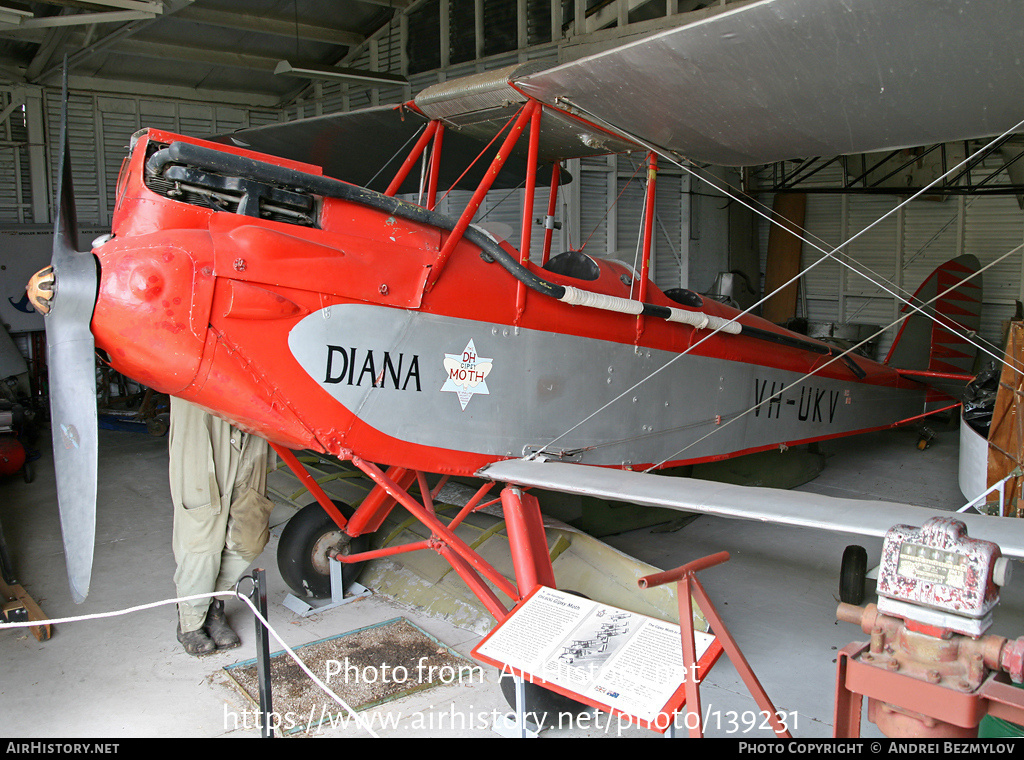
(334, 539, 433, 563)
(250, 568, 274, 739)
(426, 123, 445, 209)
(446, 481, 496, 531)
(426, 100, 538, 291)
(519, 104, 542, 265)
(344, 466, 417, 537)
(270, 443, 350, 530)
(638, 152, 657, 306)
(542, 163, 560, 265)
(515, 105, 543, 321)
(638, 551, 730, 588)
(351, 456, 520, 602)
(384, 120, 439, 197)
(434, 540, 509, 621)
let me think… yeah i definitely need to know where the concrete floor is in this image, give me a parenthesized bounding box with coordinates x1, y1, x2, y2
(2, 419, 1023, 739)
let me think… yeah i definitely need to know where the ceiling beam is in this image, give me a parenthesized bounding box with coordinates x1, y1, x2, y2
(0, 3, 31, 26)
(2, 9, 158, 29)
(21, 7, 76, 81)
(353, 0, 413, 8)
(10, 0, 162, 11)
(565, 0, 665, 35)
(175, 6, 364, 47)
(25, 32, 73, 80)
(33, 0, 194, 83)
(274, 60, 406, 85)
(112, 37, 285, 71)
(66, 72, 281, 107)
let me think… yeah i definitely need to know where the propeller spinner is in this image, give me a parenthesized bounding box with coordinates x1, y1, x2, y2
(26, 68, 99, 603)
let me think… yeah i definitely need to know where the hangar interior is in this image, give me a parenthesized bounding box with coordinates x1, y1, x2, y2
(1, 0, 1024, 739)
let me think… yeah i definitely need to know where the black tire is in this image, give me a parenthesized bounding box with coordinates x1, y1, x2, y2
(277, 501, 367, 599)
(840, 545, 868, 605)
(498, 590, 592, 730)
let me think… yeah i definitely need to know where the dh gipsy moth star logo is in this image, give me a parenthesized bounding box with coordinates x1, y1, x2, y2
(441, 339, 493, 410)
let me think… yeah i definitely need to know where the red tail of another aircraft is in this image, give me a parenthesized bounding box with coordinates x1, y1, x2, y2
(884, 255, 983, 399)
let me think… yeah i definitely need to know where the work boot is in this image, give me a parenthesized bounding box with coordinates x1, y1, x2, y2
(204, 599, 240, 650)
(176, 622, 216, 657)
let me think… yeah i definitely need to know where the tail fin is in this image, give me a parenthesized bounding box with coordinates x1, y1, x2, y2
(885, 254, 982, 374)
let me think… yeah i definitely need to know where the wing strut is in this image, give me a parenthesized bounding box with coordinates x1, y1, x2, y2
(425, 100, 539, 291)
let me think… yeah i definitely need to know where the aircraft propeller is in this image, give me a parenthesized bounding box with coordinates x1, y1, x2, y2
(25, 67, 99, 604)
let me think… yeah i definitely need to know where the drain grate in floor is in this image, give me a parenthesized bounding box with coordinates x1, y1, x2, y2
(224, 617, 480, 735)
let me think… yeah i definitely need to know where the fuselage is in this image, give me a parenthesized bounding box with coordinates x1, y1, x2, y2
(90, 129, 928, 476)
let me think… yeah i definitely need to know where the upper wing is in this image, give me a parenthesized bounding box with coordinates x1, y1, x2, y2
(478, 458, 1024, 558)
(515, 0, 1024, 166)
(213, 104, 557, 193)
(218, 0, 1024, 183)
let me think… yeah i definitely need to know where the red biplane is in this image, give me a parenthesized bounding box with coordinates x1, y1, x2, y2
(26, 0, 1024, 649)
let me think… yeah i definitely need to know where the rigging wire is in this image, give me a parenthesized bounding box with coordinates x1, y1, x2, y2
(655, 144, 1021, 370)
(365, 121, 426, 190)
(578, 156, 645, 254)
(647, 241, 1022, 470)
(435, 108, 519, 208)
(530, 106, 1024, 460)
(556, 102, 1024, 372)
(621, 153, 688, 294)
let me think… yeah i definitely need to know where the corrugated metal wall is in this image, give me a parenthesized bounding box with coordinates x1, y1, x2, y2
(757, 159, 1024, 360)
(0, 87, 32, 225)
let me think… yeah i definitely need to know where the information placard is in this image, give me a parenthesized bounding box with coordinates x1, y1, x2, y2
(473, 586, 720, 731)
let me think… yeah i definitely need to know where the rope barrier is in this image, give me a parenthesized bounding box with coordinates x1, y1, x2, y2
(0, 588, 379, 738)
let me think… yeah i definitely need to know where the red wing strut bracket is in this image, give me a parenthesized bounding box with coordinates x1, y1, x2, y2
(425, 100, 540, 292)
(426, 123, 445, 209)
(541, 163, 561, 265)
(500, 486, 556, 592)
(636, 152, 657, 341)
(384, 120, 440, 198)
(640, 553, 792, 738)
(515, 103, 543, 322)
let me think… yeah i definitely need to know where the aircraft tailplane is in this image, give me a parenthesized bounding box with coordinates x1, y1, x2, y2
(883, 255, 982, 397)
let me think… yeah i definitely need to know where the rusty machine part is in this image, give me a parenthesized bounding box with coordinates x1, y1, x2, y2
(835, 516, 1024, 738)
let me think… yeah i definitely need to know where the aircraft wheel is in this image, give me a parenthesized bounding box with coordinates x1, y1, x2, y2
(498, 589, 592, 730)
(277, 501, 367, 599)
(839, 545, 868, 605)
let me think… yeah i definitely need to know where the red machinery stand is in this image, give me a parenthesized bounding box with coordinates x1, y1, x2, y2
(833, 605, 1024, 738)
(639, 552, 792, 738)
(832, 517, 1024, 738)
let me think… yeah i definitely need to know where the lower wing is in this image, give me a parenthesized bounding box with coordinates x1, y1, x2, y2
(477, 459, 1024, 558)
